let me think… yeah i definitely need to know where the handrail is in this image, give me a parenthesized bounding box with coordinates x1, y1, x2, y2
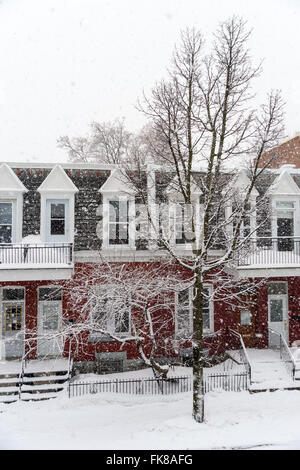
(228, 328, 252, 384)
(18, 353, 27, 400)
(268, 328, 296, 380)
(67, 338, 73, 380)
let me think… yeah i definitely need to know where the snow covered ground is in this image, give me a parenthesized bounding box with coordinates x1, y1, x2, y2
(1, 385, 300, 450)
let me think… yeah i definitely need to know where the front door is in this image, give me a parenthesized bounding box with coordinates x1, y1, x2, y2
(37, 287, 63, 357)
(268, 294, 288, 346)
(1, 287, 25, 359)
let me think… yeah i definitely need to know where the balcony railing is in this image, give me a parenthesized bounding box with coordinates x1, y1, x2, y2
(0, 243, 73, 267)
(237, 237, 300, 267)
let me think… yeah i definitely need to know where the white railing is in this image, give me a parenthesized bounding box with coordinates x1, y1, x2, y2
(268, 328, 296, 380)
(238, 237, 300, 266)
(0, 243, 73, 266)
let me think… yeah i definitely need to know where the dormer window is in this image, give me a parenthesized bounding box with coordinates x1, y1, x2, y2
(37, 165, 78, 244)
(44, 199, 70, 242)
(99, 169, 136, 250)
(0, 164, 27, 244)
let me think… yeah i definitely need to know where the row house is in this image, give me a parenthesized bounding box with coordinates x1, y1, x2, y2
(1, 158, 300, 374)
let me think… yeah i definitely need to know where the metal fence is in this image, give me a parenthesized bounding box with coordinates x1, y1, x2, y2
(68, 372, 249, 398)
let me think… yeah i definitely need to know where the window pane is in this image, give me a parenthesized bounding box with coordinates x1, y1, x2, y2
(241, 310, 252, 326)
(178, 288, 189, 306)
(202, 288, 211, 330)
(177, 308, 191, 332)
(3, 288, 24, 301)
(0, 225, 12, 243)
(51, 203, 65, 219)
(276, 201, 294, 209)
(39, 287, 62, 301)
(5, 305, 22, 331)
(0, 203, 12, 224)
(268, 282, 287, 295)
(42, 304, 59, 330)
(51, 219, 65, 235)
(115, 311, 130, 333)
(270, 299, 283, 322)
(109, 201, 118, 222)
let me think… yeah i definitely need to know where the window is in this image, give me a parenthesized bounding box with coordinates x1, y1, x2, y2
(174, 203, 195, 245)
(91, 286, 131, 336)
(232, 202, 251, 239)
(39, 287, 62, 301)
(2, 287, 24, 333)
(0, 202, 13, 243)
(240, 309, 252, 326)
(50, 203, 65, 235)
(176, 288, 191, 335)
(268, 282, 287, 295)
(276, 201, 294, 251)
(45, 199, 69, 242)
(175, 286, 212, 336)
(108, 200, 129, 245)
(38, 287, 62, 332)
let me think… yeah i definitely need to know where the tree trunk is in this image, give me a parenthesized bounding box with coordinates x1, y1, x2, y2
(192, 269, 205, 423)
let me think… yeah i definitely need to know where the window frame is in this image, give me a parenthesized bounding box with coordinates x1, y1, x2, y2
(1, 286, 25, 334)
(175, 285, 213, 337)
(90, 285, 131, 338)
(102, 194, 136, 250)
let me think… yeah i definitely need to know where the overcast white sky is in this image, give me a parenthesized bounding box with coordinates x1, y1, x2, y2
(0, 0, 299, 163)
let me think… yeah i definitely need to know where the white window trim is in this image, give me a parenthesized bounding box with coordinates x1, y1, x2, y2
(39, 191, 75, 244)
(271, 196, 300, 238)
(102, 193, 136, 250)
(175, 285, 214, 336)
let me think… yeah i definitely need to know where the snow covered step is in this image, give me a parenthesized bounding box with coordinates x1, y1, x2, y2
(22, 373, 68, 383)
(22, 382, 66, 391)
(21, 392, 61, 401)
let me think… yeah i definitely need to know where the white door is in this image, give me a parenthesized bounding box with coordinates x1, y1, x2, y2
(37, 300, 62, 357)
(46, 199, 69, 243)
(268, 294, 289, 346)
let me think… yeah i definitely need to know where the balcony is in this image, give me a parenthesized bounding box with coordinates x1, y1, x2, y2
(237, 237, 300, 270)
(0, 243, 74, 281)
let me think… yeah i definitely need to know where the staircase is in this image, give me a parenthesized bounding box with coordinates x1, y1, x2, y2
(0, 358, 72, 403)
(247, 348, 300, 392)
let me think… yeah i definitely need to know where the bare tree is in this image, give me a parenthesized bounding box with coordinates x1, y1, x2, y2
(57, 118, 132, 164)
(122, 17, 285, 422)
